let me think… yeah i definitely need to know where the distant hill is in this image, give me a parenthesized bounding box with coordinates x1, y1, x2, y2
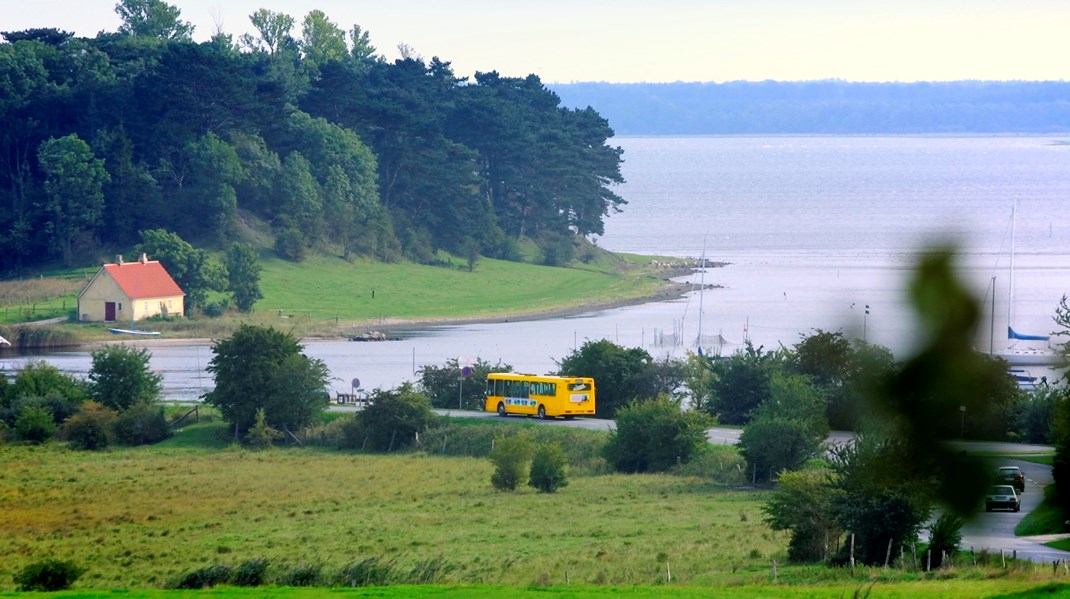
(549, 80, 1070, 136)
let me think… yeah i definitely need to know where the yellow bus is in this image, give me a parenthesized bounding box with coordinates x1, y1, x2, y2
(485, 372, 596, 419)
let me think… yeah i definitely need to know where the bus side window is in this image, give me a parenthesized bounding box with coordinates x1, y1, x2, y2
(521, 381, 529, 399)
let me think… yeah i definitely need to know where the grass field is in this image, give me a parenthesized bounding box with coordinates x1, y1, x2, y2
(0, 249, 686, 341)
(3, 422, 1069, 596)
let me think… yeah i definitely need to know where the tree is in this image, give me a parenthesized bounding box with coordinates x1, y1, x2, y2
(135, 229, 226, 313)
(828, 431, 933, 566)
(737, 370, 828, 482)
(417, 357, 511, 410)
(242, 9, 295, 55)
(602, 396, 712, 473)
(556, 339, 660, 418)
(699, 341, 777, 425)
(300, 10, 347, 68)
(115, 0, 194, 40)
(224, 243, 263, 312)
(528, 443, 569, 493)
(489, 431, 534, 491)
(204, 324, 330, 440)
(182, 132, 243, 241)
(342, 384, 438, 451)
(88, 345, 162, 411)
(36, 134, 109, 266)
(763, 468, 842, 562)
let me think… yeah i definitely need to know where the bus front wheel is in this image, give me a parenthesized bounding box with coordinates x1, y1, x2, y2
(496, 402, 506, 417)
(538, 405, 547, 419)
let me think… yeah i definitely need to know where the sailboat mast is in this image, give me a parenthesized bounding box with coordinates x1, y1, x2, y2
(697, 237, 707, 350)
(1008, 200, 1016, 335)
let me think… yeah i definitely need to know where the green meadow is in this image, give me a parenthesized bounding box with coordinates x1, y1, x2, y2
(2, 421, 1068, 596)
(0, 250, 684, 339)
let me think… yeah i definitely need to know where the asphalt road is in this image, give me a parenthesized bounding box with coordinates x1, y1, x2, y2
(339, 406, 1070, 562)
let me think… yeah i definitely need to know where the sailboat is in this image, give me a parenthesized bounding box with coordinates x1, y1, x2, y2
(992, 201, 1064, 367)
(694, 240, 726, 357)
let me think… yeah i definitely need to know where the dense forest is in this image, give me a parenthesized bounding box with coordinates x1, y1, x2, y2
(552, 80, 1070, 135)
(0, 2, 625, 273)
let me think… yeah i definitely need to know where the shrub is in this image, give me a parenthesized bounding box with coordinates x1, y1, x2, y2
(603, 396, 712, 473)
(60, 401, 117, 450)
(738, 416, 825, 483)
(245, 408, 282, 448)
(926, 513, 964, 568)
(489, 432, 535, 491)
(528, 442, 569, 493)
(113, 401, 173, 446)
(88, 344, 162, 410)
(13, 559, 85, 591)
(763, 468, 842, 562)
(672, 445, 748, 485)
(230, 558, 270, 586)
(166, 564, 233, 589)
(15, 404, 56, 444)
(342, 385, 437, 451)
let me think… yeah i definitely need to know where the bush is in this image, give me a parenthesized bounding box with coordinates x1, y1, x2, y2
(245, 408, 282, 448)
(603, 397, 712, 473)
(113, 401, 172, 446)
(763, 468, 842, 562)
(341, 385, 437, 451)
(489, 432, 535, 491)
(13, 559, 85, 591)
(926, 513, 964, 568)
(671, 445, 748, 485)
(230, 558, 270, 586)
(166, 564, 233, 589)
(60, 401, 117, 450)
(88, 344, 162, 410)
(528, 443, 569, 493)
(737, 416, 825, 483)
(15, 404, 56, 444)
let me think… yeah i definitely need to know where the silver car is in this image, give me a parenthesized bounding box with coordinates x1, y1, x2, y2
(985, 485, 1021, 512)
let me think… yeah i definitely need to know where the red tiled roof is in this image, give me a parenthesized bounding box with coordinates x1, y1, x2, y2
(103, 260, 184, 299)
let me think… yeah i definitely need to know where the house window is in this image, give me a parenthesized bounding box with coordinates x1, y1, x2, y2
(118, 302, 123, 311)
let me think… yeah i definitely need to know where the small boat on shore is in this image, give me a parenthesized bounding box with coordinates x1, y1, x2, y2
(109, 328, 161, 336)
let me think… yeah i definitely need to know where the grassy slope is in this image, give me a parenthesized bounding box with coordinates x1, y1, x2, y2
(0, 250, 681, 335)
(256, 252, 669, 322)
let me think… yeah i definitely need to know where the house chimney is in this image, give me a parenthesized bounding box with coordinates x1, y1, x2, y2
(139, 253, 148, 264)
(116, 255, 124, 265)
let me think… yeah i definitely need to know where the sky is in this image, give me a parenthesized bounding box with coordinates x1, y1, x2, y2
(4, 0, 1069, 83)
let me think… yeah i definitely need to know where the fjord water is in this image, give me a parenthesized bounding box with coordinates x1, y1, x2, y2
(6, 136, 1070, 399)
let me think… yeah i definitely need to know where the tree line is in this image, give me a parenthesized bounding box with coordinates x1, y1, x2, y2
(552, 80, 1070, 135)
(0, 1, 624, 273)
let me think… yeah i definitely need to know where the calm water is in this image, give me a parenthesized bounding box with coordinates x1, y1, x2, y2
(4, 136, 1069, 398)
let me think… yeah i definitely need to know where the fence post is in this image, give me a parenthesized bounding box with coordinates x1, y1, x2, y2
(850, 534, 855, 573)
(884, 539, 892, 567)
(770, 559, 776, 582)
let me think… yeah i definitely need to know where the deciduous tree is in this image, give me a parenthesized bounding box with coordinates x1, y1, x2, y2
(204, 324, 330, 440)
(36, 134, 109, 266)
(224, 242, 262, 312)
(88, 344, 162, 411)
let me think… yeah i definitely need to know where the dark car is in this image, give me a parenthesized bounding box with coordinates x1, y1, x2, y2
(985, 485, 1021, 512)
(997, 466, 1026, 492)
